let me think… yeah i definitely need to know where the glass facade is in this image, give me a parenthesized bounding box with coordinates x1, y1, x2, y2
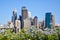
(12, 10, 17, 33)
(19, 15, 24, 29)
(45, 12, 52, 28)
(12, 12, 17, 25)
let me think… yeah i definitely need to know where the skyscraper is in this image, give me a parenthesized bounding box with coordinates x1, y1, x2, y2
(51, 15, 55, 28)
(33, 16, 39, 28)
(12, 8, 17, 24)
(22, 6, 28, 19)
(19, 15, 23, 29)
(12, 8, 17, 33)
(24, 18, 31, 30)
(21, 6, 29, 28)
(45, 12, 52, 28)
(15, 19, 20, 28)
(15, 19, 21, 32)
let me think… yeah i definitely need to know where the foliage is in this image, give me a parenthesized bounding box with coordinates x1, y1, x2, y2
(0, 27, 60, 40)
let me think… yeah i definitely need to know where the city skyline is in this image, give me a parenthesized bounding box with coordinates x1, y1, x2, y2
(0, 0, 60, 25)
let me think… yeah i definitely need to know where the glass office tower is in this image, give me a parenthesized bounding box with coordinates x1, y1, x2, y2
(19, 15, 24, 29)
(12, 9, 17, 24)
(45, 12, 52, 28)
(12, 9, 17, 33)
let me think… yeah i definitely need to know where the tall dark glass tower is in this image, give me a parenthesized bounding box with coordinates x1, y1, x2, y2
(19, 15, 24, 29)
(12, 9, 17, 24)
(45, 12, 52, 28)
(21, 6, 28, 28)
(12, 9, 17, 33)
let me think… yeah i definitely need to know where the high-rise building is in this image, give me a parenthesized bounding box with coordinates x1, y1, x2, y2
(51, 15, 55, 28)
(45, 12, 52, 28)
(24, 18, 31, 30)
(12, 8, 17, 33)
(19, 15, 24, 29)
(21, 6, 30, 28)
(22, 6, 28, 19)
(33, 16, 39, 28)
(12, 8, 17, 24)
(15, 19, 20, 28)
(15, 19, 21, 32)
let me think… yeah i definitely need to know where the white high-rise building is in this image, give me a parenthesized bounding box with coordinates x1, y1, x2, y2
(24, 18, 31, 30)
(33, 16, 39, 28)
(51, 15, 55, 28)
(15, 19, 21, 32)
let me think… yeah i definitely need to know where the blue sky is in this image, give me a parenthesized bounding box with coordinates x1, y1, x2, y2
(0, 0, 60, 25)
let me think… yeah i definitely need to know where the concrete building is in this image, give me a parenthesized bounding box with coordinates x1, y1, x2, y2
(24, 18, 31, 30)
(8, 20, 14, 28)
(33, 16, 39, 28)
(22, 6, 28, 19)
(51, 15, 55, 28)
(15, 19, 21, 32)
(21, 6, 29, 28)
